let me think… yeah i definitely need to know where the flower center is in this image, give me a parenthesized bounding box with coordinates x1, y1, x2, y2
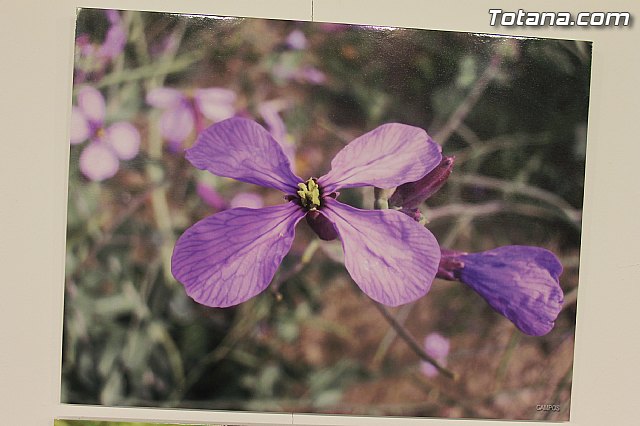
(95, 127, 107, 140)
(297, 178, 321, 210)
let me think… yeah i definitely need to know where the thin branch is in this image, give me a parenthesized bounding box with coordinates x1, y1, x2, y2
(435, 55, 502, 144)
(271, 238, 320, 296)
(370, 300, 456, 380)
(371, 304, 413, 369)
(451, 174, 582, 225)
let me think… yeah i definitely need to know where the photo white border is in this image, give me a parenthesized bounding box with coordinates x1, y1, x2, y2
(2, 1, 638, 425)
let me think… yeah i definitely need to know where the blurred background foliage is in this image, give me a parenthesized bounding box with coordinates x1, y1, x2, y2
(63, 9, 590, 421)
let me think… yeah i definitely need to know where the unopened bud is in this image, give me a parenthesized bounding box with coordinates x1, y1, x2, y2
(306, 210, 339, 241)
(389, 156, 455, 209)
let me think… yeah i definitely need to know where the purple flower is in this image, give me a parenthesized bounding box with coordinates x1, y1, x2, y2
(420, 332, 450, 377)
(196, 182, 264, 211)
(146, 87, 236, 150)
(172, 117, 443, 308)
(196, 182, 228, 211)
(70, 86, 140, 181)
(230, 192, 264, 209)
(285, 29, 308, 50)
(257, 100, 296, 163)
(74, 10, 127, 83)
(97, 10, 127, 60)
(438, 246, 564, 336)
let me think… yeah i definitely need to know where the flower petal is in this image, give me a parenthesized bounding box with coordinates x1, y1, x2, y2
(70, 106, 90, 145)
(230, 192, 264, 209)
(105, 122, 140, 160)
(194, 88, 236, 122)
(186, 117, 302, 194)
(146, 87, 184, 109)
(318, 123, 442, 193)
(321, 198, 440, 306)
(172, 203, 305, 307)
(77, 86, 106, 125)
(79, 142, 119, 181)
(160, 103, 194, 145)
(98, 23, 127, 60)
(285, 29, 307, 50)
(458, 246, 564, 336)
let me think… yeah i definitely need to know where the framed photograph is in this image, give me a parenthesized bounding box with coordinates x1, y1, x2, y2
(62, 8, 589, 422)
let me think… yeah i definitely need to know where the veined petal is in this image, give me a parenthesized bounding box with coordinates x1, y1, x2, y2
(321, 198, 440, 306)
(194, 88, 236, 122)
(146, 87, 184, 109)
(77, 86, 106, 125)
(458, 246, 564, 336)
(318, 123, 442, 193)
(186, 117, 302, 194)
(172, 203, 305, 307)
(160, 104, 194, 144)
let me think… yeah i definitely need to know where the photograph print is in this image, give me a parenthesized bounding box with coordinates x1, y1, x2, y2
(62, 8, 590, 421)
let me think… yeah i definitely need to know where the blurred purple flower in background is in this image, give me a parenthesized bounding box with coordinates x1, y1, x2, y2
(196, 182, 228, 211)
(285, 29, 308, 50)
(270, 31, 326, 86)
(437, 247, 564, 336)
(230, 192, 264, 209)
(98, 10, 127, 60)
(172, 118, 442, 307)
(299, 66, 327, 85)
(74, 10, 127, 83)
(70, 86, 140, 181)
(257, 100, 296, 162)
(196, 182, 264, 212)
(146, 87, 236, 151)
(272, 63, 327, 85)
(420, 332, 450, 377)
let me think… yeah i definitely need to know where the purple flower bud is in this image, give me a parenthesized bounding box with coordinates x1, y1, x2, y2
(437, 246, 564, 336)
(305, 209, 339, 241)
(420, 332, 450, 377)
(389, 155, 454, 209)
(301, 66, 326, 85)
(285, 29, 307, 50)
